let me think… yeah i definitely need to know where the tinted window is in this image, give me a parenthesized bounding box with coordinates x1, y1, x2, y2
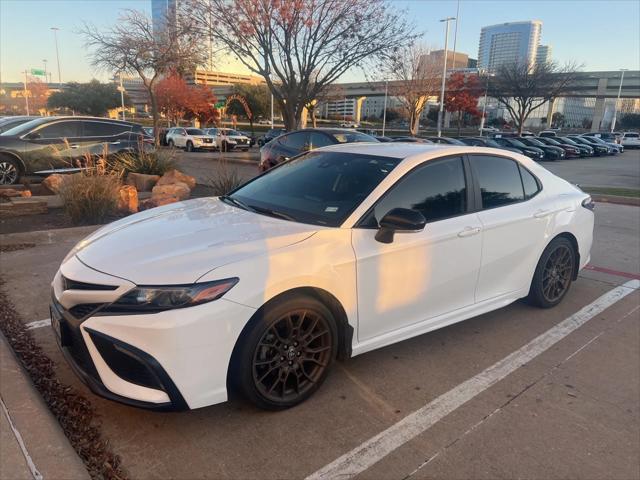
(281, 132, 310, 150)
(186, 128, 204, 135)
(231, 152, 399, 227)
(520, 166, 540, 200)
(366, 156, 467, 226)
(309, 132, 334, 148)
(331, 131, 377, 143)
(472, 155, 524, 208)
(83, 121, 131, 137)
(37, 121, 82, 139)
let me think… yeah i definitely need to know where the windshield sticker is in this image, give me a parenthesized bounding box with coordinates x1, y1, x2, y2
(325, 206, 339, 213)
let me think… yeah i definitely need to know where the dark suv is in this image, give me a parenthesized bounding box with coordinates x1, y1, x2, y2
(259, 128, 378, 171)
(0, 116, 151, 184)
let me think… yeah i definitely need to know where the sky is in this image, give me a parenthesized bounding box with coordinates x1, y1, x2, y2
(1, 0, 638, 84)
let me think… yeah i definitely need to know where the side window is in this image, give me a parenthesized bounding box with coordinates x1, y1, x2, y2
(282, 132, 310, 151)
(83, 122, 130, 137)
(309, 132, 334, 149)
(519, 165, 541, 200)
(472, 155, 525, 209)
(366, 156, 467, 226)
(37, 121, 82, 139)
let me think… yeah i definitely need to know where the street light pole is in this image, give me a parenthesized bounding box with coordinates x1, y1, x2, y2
(22, 70, 30, 115)
(119, 72, 126, 121)
(437, 17, 456, 138)
(479, 70, 490, 136)
(382, 80, 388, 136)
(51, 27, 62, 85)
(611, 68, 627, 133)
(43, 59, 48, 81)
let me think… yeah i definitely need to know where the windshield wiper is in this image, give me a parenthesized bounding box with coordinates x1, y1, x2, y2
(219, 195, 255, 213)
(247, 204, 297, 222)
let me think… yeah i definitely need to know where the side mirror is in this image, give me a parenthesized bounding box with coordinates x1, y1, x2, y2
(375, 208, 426, 244)
(27, 132, 41, 140)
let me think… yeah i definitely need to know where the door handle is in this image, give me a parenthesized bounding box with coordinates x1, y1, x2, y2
(110, 141, 121, 145)
(533, 209, 552, 218)
(69, 144, 80, 149)
(457, 226, 481, 237)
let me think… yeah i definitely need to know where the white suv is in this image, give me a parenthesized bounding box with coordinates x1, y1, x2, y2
(621, 132, 640, 148)
(206, 128, 252, 152)
(166, 127, 217, 152)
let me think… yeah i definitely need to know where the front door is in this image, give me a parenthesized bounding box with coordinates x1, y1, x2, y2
(23, 120, 85, 172)
(352, 156, 483, 341)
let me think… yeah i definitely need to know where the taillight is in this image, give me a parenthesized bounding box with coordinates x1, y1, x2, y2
(581, 196, 595, 211)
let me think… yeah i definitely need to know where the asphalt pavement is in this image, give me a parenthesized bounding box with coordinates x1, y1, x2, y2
(0, 200, 638, 479)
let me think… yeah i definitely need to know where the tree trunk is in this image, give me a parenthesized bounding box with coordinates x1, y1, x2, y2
(457, 111, 462, 137)
(409, 109, 418, 136)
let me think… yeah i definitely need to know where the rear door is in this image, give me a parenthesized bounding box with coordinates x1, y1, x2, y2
(470, 154, 553, 302)
(82, 120, 133, 157)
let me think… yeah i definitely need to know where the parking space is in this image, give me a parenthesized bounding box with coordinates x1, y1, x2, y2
(1, 198, 638, 479)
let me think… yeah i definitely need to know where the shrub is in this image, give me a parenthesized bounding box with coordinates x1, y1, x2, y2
(206, 162, 244, 196)
(59, 172, 121, 224)
(111, 149, 176, 176)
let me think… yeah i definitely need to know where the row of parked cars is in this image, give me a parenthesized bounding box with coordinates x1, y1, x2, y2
(257, 127, 639, 172)
(160, 127, 255, 152)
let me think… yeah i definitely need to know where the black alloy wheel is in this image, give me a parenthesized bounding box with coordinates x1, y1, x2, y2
(186, 141, 194, 152)
(527, 237, 576, 308)
(0, 158, 19, 185)
(233, 295, 337, 409)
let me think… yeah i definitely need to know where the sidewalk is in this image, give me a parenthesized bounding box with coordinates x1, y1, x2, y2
(0, 334, 89, 480)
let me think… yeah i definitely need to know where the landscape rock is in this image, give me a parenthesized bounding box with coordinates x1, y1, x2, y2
(125, 173, 160, 192)
(152, 182, 190, 201)
(139, 194, 179, 210)
(0, 189, 31, 198)
(155, 169, 196, 190)
(117, 185, 138, 214)
(41, 174, 68, 194)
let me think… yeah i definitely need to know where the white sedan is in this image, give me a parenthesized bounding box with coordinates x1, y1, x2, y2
(51, 144, 594, 410)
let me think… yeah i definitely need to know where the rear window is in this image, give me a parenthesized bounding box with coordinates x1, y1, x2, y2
(331, 132, 378, 143)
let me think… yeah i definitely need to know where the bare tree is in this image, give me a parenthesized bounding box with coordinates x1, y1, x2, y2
(187, 0, 417, 131)
(372, 44, 441, 136)
(487, 61, 580, 135)
(80, 10, 207, 144)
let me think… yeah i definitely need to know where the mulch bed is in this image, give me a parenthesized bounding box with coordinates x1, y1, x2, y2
(0, 278, 128, 480)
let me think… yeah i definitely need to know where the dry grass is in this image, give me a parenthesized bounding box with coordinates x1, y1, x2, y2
(205, 160, 244, 196)
(110, 149, 176, 176)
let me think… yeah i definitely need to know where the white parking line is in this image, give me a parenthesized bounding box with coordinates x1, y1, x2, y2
(306, 279, 640, 480)
(25, 319, 51, 330)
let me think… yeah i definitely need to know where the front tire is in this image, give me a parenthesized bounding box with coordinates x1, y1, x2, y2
(0, 157, 20, 185)
(186, 141, 194, 152)
(232, 295, 338, 409)
(527, 237, 576, 308)
(168, 139, 175, 148)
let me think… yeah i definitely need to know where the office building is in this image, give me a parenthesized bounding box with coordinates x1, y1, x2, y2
(185, 70, 265, 87)
(536, 44, 552, 65)
(421, 50, 470, 70)
(478, 21, 542, 70)
(151, 0, 178, 35)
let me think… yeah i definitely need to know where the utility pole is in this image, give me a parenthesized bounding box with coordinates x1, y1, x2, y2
(51, 27, 62, 85)
(382, 80, 388, 136)
(437, 17, 456, 137)
(22, 70, 30, 115)
(43, 59, 48, 81)
(611, 69, 627, 133)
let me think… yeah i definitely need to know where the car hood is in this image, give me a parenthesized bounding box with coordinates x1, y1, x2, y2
(73, 198, 319, 285)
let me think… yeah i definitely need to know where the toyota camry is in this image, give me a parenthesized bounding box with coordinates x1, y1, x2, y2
(51, 143, 594, 410)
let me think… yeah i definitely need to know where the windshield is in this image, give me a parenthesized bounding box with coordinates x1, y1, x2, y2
(485, 139, 502, 148)
(229, 151, 400, 227)
(225, 130, 241, 135)
(186, 128, 204, 135)
(1, 118, 49, 136)
(330, 131, 378, 143)
(507, 138, 527, 148)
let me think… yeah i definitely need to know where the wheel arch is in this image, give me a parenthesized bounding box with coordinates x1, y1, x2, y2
(549, 232, 581, 280)
(227, 286, 353, 387)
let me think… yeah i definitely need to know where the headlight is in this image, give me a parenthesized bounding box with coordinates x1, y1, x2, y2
(102, 278, 239, 313)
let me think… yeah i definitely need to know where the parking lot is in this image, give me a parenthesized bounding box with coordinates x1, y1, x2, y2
(1, 187, 638, 478)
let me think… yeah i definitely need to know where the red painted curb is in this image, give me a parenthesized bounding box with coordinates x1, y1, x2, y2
(584, 265, 640, 280)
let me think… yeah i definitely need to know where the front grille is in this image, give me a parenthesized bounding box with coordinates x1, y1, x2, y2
(88, 331, 164, 390)
(203, 138, 212, 143)
(62, 276, 118, 291)
(69, 303, 105, 320)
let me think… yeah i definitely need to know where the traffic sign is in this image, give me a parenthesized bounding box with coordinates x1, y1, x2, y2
(30, 68, 45, 77)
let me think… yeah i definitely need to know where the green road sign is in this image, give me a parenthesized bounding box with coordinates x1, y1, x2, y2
(30, 68, 45, 76)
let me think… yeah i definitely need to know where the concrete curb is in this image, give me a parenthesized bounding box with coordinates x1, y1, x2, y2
(592, 194, 640, 207)
(0, 334, 90, 479)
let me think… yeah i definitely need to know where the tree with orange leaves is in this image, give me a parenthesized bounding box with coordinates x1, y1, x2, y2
(156, 73, 218, 126)
(445, 72, 482, 136)
(27, 79, 50, 114)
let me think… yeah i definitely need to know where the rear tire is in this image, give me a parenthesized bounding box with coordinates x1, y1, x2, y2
(231, 295, 338, 410)
(526, 237, 576, 308)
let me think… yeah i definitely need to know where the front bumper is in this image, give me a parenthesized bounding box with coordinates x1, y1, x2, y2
(51, 256, 256, 410)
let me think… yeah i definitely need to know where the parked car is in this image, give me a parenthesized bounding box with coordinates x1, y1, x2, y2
(479, 126, 500, 133)
(538, 130, 559, 137)
(259, 128, 378, 171)
(423, 136, 466, 145)
(0, 116, 151, 185)
(257, 119, 272, 125)
(340, 122, 360, 128)
(555, 136, 594, 157)
(219, 128, 252, 151)
(582, 132, 620, 144)
(620, 132, 640, 148)
(518, 137, 565, 160)
(581, 135, 623, 154)
(491, 137, 545, 160)
(237, 130, 257, 147)
(50, 143, 594, 410)
(257, 128, 286, 147)
(458, 137, 523, 155)
(0, 116, 38, 134)
(567, 135, 612, 156)
(535, 137, 582, 158)
(166, 127, 217, 152)
(389, 136, 433, 143)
